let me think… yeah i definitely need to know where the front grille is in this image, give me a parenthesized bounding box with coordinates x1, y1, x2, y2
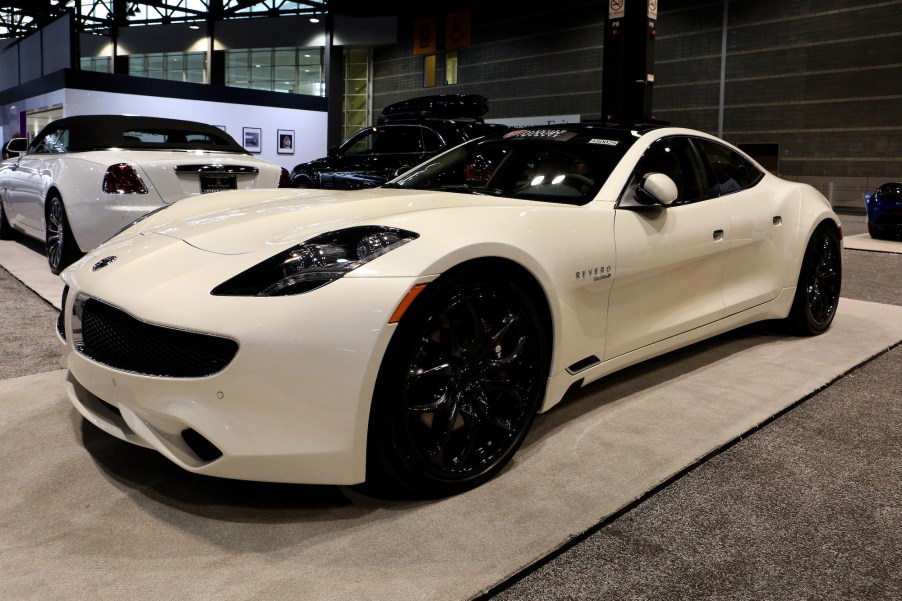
(75, 297, 238, 378)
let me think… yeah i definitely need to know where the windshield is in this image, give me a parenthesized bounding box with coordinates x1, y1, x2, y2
(385, 128, 636, 205)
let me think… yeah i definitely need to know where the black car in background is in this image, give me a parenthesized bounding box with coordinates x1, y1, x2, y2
(290, 94, 507, 189)
(865, 182, 902, 240)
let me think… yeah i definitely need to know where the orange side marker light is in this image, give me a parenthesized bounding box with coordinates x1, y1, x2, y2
(389, 284, 428, 324)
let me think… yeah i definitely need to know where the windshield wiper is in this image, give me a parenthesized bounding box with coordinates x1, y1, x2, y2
(433, 184, 504, 196)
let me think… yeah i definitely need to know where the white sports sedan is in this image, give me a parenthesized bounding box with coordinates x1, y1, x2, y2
(57, 123, 842, 498)
(0, 115, 289, 273)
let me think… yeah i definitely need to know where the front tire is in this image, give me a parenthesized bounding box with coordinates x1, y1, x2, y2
(367, 272, 549, 498)
(786, 222, 842, 335)
(46, 193, 82, 275)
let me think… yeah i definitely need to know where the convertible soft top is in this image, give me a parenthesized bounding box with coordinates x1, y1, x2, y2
(32, 115, 247, 153)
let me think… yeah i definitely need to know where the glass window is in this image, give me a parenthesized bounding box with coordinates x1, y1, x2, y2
(445, 52, 458, 85)
(422, 128, 443, 152)
(390, 135, 632, 206)
(632, 137, 708, 205)
(33, 127, 69, 154)
(424, 54, 436, 87)
(226, 48, 323, 95)
(80, 57, 111, 73)
(693, 138, 763, 196)
(128, 52, 206, 83)
(343, 47, 371, 141)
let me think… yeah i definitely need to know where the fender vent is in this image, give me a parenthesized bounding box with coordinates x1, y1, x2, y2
(567, 355, 601, 375)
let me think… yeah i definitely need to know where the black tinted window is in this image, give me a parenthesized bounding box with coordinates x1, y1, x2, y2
(632, 137, 708, 205)
(343, 126, 427, 156)
(422, 128, 443, 152)
(390, 130, 634, 206)
(694, 138, 762, 196)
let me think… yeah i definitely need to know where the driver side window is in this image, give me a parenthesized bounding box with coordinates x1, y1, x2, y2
(33, 127, 69, 154)
(630, 137, 709, 206)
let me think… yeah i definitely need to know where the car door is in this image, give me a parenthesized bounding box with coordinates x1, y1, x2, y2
(3, 150, 45, 235)
(691, 137, 797, 314)
(6, 127, 69, 235)
(604, 136, 731, 360)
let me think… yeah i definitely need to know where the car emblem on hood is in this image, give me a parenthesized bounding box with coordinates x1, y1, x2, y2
(92, 256, 117, 271)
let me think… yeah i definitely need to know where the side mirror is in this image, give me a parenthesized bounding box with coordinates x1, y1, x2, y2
(327, 146, 340, 158)
(637, 172, 678, 206)
(5, 137, 29, 155)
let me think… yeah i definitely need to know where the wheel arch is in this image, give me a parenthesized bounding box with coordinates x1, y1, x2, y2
(363, 255, 556, 497)
(44, 185, 86, 252)
(425, 256, 555, 361)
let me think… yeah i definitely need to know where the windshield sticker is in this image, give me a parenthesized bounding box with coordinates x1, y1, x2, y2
(503, 129, 573, 140)
(589, 138, 620, 146)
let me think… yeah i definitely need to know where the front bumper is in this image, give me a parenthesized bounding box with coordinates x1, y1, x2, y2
(59, 267, 421, 485)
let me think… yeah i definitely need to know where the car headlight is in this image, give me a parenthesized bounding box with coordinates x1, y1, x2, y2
(211, 226, 419, 297)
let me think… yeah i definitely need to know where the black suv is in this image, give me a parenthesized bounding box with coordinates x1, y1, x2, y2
(290, 94, 507, 189)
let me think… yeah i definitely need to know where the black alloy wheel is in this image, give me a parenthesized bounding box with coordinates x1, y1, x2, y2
(45, 193, 81, 275)
(787, 222, 842, 335)
(368, 273, 549, 498)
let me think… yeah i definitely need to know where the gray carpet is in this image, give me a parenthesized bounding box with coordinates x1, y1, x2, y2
(1, 214, 900, 601)
(485, 212, 902, 600)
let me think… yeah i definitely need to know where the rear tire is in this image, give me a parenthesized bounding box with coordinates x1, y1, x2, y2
(46, 193, 82, 275)
(366, 271, 549, 498)
(785, 222, 841, 336)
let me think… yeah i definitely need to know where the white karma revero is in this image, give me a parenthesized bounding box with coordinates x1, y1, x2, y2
(0, 114, 289, 274)
(56, 123, 842, 498)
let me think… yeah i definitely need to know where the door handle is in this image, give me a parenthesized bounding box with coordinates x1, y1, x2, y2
(713, 229, 724, 241)
(773, 216, 782, 225)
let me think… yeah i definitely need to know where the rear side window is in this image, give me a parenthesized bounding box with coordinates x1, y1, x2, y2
(693, 138, 763, 196)
(342, 126, 427, 156)
(422, 128, 443, 152)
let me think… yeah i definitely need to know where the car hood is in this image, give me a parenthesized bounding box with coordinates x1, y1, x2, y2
(134, 187, 533, 255)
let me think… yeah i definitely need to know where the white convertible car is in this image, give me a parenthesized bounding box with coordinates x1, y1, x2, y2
(0, 115, 289, 273)
(57, 123, 842, 497)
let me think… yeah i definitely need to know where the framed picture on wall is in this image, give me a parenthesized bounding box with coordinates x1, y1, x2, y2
(242, 127, 262, 153)
(277, 129, 295, 154)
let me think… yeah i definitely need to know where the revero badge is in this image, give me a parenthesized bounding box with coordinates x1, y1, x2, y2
(92, 256, 117, 271)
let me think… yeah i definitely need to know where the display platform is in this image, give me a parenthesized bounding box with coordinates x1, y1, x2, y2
(0, 238, 64, 309)
(842, 233, 902, 253)
(2, 298, 901, 601)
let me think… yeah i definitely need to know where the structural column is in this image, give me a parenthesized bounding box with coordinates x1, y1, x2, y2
(601, 0, 659, 123)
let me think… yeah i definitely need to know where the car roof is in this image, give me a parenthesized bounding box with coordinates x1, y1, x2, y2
(33, 115, 246, 153)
